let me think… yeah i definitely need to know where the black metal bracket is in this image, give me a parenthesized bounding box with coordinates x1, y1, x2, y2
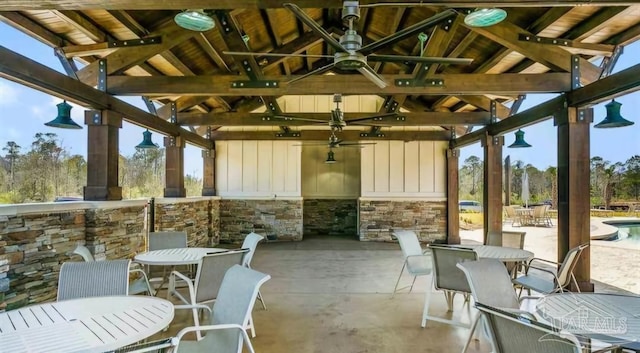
(519, 34, 576, 48)
(359, 131, 386, 138)
(440, 17, 454, 32)
(107, 36, 161, 48)
(231, 80, 279, 88)
(97, 59, 107, 92)
(54, 47, 79, 79)
(142, 97, 157, 115)
(275, 131, 301, 138)
(509, 95, 526, 116)
(170, 102, 178, 124)
(570, 54, 581, 90)
(394, 78, 444, 87)
(599, 45, 623, 79)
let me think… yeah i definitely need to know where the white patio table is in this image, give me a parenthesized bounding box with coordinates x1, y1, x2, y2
(0, 295, 174, 353)
(535, 293, 640, 349)
(451, 244, 533, 262)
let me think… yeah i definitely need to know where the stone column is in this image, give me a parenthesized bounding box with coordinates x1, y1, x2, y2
(202, 148, 216, 196)
(164, 135, 186, 197)
(83, 110, 122, 201)
(481, 133, 504, 244)
(447, 149, 460, 244)
(556, 107, 593, 292)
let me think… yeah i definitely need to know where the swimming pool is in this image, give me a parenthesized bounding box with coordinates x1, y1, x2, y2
(603, 220, 640, 243)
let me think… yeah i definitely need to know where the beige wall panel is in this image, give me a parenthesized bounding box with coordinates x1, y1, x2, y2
(361, 144, 374, 193)
(389, 141, 405, 192)
(343, 147, 361, 195)
(257, 141, 273, 192)
(227, 141, 243, 192)
(285, 141, 300, 193)
(272, 141, 288, 193)
(301, 146, 320, 194)
(434, 142, 447, 194)
(419, 141, 435, 193)
(215, 141, 228, 192)
(374, 142, 390, 192)
(404, 141, 420, 193)
(242, 140, 258, 192)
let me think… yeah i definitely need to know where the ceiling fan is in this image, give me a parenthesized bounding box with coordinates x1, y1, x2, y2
(224, 1, 473, 88)
(271, 94, 394, 131)
(295, 129, 376, 149)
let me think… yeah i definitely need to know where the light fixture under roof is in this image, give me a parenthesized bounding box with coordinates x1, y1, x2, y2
(464, 8, 507, 27)
(45, 100, 82, 129)
(594, 99, 634, 128)
(174, 10, 215, 32)
(508, 129, 532, 148)
(325, 150, 337, 164)
(136, 129, 159, 149)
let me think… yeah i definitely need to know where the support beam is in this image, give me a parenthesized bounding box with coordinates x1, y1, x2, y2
(83, 110, 122, 201)
(106, 73, 572, 96)
(178, 111, 493, 126)
(504, 155, 511, 206)
(202, 147, 216, 196)
(2, 1, 638, 10)
(447, 149, 460, 244)
(556, 107, 593, 292)
(209, 130, 451, 141)
(0, 45, 211, 148)
(481, 133, 504, 243)
(164, 136, 186, 198)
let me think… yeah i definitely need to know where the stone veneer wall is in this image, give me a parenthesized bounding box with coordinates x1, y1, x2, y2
(0, 197, 219, 310)
(303, 199, 358, 236)
(358, 199, 447, 243)
(219, 199, 303, 243)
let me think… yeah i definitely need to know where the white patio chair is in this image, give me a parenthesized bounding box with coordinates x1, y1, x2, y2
(422, 245, 477, 328)
(67, 245, 154, 296)
(391, 230, 432, 297)
(476, 303, 583, 353)
(58, 259, 131, 300)
(486, 230, 527, 275)
(513, 243, 588, 296)
(147, 231, 189, 286)
(116, 265, 270, 353)
(168, 249, 249, 341)
(457, 259, 539, 353)
(241, 232, 267, 310)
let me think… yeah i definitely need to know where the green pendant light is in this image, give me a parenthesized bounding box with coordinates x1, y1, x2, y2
(174, 10, 215, 32)
(325, 149, 337, 164)
(594, 99, 635, 128)
(508, 129, 532, 148)
(464, 8, 507, 27)
(136, 129, 159, 149)
(45, 100, 82, 129)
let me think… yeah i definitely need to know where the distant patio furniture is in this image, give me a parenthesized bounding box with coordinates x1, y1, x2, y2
(503, 206, 520, 226)
(128, 265, 270, 353)
(457, 259, 539, 353)
(513, 243, 589, 296)
(476, 303, 583, 353)
(241, 232, 267, 311)
(486, 231, 527, 275)
(391, 230, 432, 297)
(532, 205, 553, 227)
(514, 208, 534, 226)
(422, 245, 477, 328)
(168, 249, 249, 340)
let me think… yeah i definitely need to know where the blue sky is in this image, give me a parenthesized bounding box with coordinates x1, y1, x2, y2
(0, 22, 638, 177)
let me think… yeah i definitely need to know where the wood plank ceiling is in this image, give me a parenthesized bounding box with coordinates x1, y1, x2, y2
(1, 1, 640, 144)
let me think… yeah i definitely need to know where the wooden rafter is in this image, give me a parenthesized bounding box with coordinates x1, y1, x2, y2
(209, 130, 451, 141)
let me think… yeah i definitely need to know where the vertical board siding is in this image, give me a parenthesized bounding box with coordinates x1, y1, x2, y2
(301, 146, 360, 198)
(404, 141, 420, 192)
(389, 141, 405, 192)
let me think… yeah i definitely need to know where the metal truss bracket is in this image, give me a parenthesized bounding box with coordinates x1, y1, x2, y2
(275, 131, 301, 138)
(97, 59, 107, 92)
(108, 36, 161, 48)
(359, 132, 386, 138)
(440, 17, 454, 32)
(570, 55, 581, 90)
(231, 80, 279, 88)
(394, 78, 444, 87)
(518, 34, 574, 48)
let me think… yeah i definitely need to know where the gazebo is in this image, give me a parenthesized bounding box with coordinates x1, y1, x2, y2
(1, 0, 640, 298)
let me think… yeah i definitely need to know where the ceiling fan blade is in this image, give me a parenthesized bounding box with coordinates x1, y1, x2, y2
(272, 115, 328, 123)
(346, 112, 397, 123)
(368, 54, 473, 65)
(357, 65, 388, 89)
(349, 121, 392, 127)
(283, 3, 348, 53)
(288, 63, 334, 85)
(223, 51, 333, 59)
(359, 9, 456, 56)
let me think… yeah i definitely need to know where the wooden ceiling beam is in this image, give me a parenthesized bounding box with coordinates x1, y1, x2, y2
(605, 20, 640, 45)
(0, 45, 210, 148)
(3, 1, 638, 10)
(564, 7, 627, 41)
(53, 10, 107, 42)
(259, 31, 324, 72)
(210, 129, 451, 141)
(76, 20, 197, 86)
(107, 73, 571, 96)
(463, 15, 601, 84)
(0, 12, 65, 47)
(456, 96, 510, 118)
(178, 111, 492, 126)
(195, 33, 233, 72)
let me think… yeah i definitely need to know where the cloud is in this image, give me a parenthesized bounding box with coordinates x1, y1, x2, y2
(0, 81, 19, 106)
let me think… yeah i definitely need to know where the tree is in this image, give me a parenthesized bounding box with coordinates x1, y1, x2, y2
(621, 155, 640, 200)
(2, 141, 21, 190)
(462, 155, 482, 196)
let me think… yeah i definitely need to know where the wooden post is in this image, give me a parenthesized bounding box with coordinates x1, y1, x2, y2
(447, 149, 460, 244)
(83, 110, 122, 201)
(164, 135, 186, 197)
(504, 155, 511, 206)
(556, 107, 593, 292)
(481, 133, 504, 244)
(202, 147, 216, 196)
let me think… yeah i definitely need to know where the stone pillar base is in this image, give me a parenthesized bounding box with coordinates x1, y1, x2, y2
(164, 187, 186, 197)
(83, 186, 122, 201)
(201, 187, 216, 196)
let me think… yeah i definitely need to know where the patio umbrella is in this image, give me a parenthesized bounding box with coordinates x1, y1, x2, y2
(521, 169, 530, 208)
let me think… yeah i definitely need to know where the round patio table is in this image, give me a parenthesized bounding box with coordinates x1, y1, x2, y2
(535, 293, 640, 347)
(451, 244, 533, 262)
(134, 247, 226, 266)
(0, 296, 174, 353)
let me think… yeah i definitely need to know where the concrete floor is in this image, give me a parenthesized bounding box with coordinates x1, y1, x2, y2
(155, 231, 635, 352)
(158, 234, 491, 353)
